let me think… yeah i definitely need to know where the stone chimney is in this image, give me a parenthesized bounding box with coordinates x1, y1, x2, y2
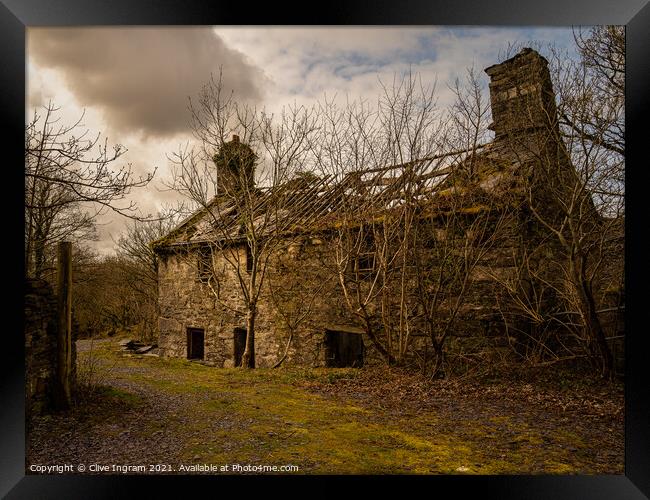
(486, 48, 583, 225)
(485, 48, 560, 144)
(213, 134, 256, 196)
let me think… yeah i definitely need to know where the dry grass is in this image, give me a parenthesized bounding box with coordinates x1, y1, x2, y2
(26, 338, 623, 475)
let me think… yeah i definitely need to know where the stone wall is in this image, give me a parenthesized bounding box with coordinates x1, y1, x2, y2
(25, 279, 58, 415)
(25, 279, 77, 415)
(157, 237, 383, 368)
(158, 245, 299, 367)
(262, 236, 375, 367)
(156, 224, 518, 370)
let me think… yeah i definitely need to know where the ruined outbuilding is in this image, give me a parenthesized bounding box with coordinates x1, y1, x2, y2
(152, 49, 590, 369)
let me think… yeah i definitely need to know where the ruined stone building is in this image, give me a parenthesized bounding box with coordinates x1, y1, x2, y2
(152, 49, 604, 370)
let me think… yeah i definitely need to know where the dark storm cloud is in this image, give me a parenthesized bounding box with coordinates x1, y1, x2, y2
(29, 27, 266, 138)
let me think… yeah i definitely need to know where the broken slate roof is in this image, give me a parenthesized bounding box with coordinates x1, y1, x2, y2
(152, 142, 524, 251)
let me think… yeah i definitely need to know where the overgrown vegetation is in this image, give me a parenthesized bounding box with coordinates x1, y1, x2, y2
(27, 339, 623, 474)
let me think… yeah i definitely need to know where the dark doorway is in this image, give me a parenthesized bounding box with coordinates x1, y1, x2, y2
(234, 327, 254, 367)
(324, 330, 364, 367)
(187, 327, 205, 360)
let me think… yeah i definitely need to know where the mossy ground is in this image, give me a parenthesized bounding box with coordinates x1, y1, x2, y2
(27, 338, 623, 475)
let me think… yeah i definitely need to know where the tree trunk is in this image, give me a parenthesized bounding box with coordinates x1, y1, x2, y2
(362, 313, 396, 365)
(581, 284, 614, 379)
(272, 331, 293, 368)
(430, 342, 445, 379)
(571, 257, 614, 379)
(241, 305, 256, 368)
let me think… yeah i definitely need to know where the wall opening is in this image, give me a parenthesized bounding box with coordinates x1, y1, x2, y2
(234, 327, 253, 367)
(187, 327, 205, 360)
(324, 329, 364, 367)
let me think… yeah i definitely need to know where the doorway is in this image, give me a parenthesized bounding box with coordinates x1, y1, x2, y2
(324, 329, 364, 367)
(187, 327, 205, 360)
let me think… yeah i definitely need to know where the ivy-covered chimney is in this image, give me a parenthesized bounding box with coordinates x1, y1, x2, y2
(213, 134, 257, 196)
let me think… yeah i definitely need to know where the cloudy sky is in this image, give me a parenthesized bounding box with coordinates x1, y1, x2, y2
(27, 26, 579, 255)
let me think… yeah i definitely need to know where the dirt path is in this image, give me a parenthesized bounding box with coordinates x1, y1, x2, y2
(26, 338, 623, 475)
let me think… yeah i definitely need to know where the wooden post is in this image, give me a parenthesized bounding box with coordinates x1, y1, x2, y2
(54, 241, 72, 409)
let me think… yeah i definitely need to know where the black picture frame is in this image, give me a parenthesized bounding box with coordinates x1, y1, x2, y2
(3, 1, 648, 498)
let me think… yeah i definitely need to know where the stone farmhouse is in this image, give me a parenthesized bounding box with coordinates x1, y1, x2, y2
(152, 48, 585, 369)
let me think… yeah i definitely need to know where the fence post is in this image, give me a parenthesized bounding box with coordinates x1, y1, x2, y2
(54, 241, 72, 409)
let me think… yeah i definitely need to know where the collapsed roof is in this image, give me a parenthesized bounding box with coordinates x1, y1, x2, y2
(152, 48, 561, 251)
(152, 141, 527, 251)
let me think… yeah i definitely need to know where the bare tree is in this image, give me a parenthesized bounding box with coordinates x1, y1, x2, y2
(494, 35, 624, 379)
(266, 240, 332, 368)
(25, 103, 155, 279)
(72, 251, 140, 337)
(404, 68, 511, 378)
(167, 74, 320, 368)
(115, 210, 181, 342)
(563, 26, 624, 158)
(307, 70, 500, 372)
